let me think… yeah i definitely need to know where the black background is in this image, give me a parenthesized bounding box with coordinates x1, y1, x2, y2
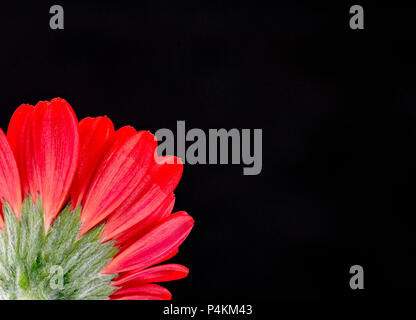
(1, 1, 415, 304)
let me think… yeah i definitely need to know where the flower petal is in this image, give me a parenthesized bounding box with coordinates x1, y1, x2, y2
(109, 193, 175, 247)
(102, 156, 183, 241)
(154, 248, 179, 265)
(31, 98, 79, 229)
(102, 211, 194, 274)
(0, 129, 22, 217)
(110, 284, 171, 300)
(151, 155, 183, 193)
(7, 104, 35, 197)
(69, 117, 114, 209)
(79, 129, 157, 234)
(113, 264, 189, 287)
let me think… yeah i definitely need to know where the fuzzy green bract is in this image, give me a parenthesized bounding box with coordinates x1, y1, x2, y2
(0, 197, 118, 300)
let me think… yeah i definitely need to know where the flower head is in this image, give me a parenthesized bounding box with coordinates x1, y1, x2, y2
(0, 98, 194, 300)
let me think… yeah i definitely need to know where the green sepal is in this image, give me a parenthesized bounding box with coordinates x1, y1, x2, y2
(0, 197, 119, 300)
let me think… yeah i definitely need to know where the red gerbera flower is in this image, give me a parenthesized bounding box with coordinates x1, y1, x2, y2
(0, 98, 194, 300)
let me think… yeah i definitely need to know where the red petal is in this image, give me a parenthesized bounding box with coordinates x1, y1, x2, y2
(0, 129, 22, 217)
(7, 104, 35, 197)
(102, 211, 194, 274)
(110, 284, 171, 300)
(113, 264, 189, 287)
(31, 98, 79, 229)
(102, 156, 183, 241)
(69, 117, 114, 209)
(79, 129, 157, 234)
(109, 193, 175, 247)
(154, 248, 179, 265)
(0, 213, 3, 230)
(151, 155, 183, 193)
(114, 247, 179, 267)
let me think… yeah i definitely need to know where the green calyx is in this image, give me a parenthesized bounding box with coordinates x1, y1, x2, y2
(0, 197, 119, 300)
